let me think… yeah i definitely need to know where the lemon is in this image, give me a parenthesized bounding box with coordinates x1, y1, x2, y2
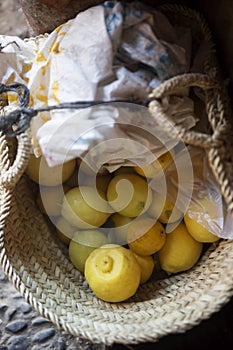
(134, 151, 173, 178)
(107, 173, 152, 217)
(184, 215, 220, 243)
(84, 173, 112, 194)
(107, 213, 133, 244)
(148, 191, 183, 224)
(111, 212, 133, 228)
(184, 197, 221, 242)
(127, 217, 166, 256)
(26, 154, 76, 186)
(131, 251, 155, 284)
(158, 222, 203, 274)
(84, 244, 141, 302)
(36, 184, 69, 216)
(61, 186, 110, 229)
(55, 216, 76, 245)
(69, 230, 107, 273)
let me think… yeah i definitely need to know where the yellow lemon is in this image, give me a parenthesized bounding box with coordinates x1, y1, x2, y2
(184, 197, 221, 242)
(55, 216, 76, 245)
(107, 213, 133, 244)
(127, 217, 166, 256)
(84, 244, 141, 302)
(26, 154, 76, 186)
(36, 184, 70, 216)
(61, 186, 110, 229)
(111, 212, 133, 227)
(107, 173, 152, 217)
(184, 215, 220, 243)
(134, 151, 173, 178)
(84, 173, 112, 194)
(158, 222, 203, 274)
(131, 251, 155, 284)
(148, 191, 183, 224)
(69, 230, 107, 273)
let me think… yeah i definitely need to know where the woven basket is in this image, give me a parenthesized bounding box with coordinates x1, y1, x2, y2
(1, 4, 233, 346)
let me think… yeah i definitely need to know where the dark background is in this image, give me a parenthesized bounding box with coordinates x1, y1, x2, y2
(113, 296, 233, 349)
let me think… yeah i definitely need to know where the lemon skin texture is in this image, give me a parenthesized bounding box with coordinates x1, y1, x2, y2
(69, 230, 107, 273)
(148, 192, 183, 224)
(107, 213, 133, 244)
(127, 218, 166, 256)
(26, 154, 76, 186)
(61, 186, 110, 229)
(134, 151, 173, 178)
(107, 173, 152, 218)
(158, 222, 203, 274)
(184, 215, 220, 243)
(84, 244, 141, 302)
(131, 251, 155, 284)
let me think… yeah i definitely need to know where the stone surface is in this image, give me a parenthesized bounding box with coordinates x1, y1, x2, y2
(8, 336, 29, 350)
(19, 303, 32, 314)
(31, 317, 50, 326)
(0, 0, 28, 38)
(6, 320, 27, 333)
(32, 328, 56, 343)
(0, 266, 108, 350)
(19, 0, 103, 35)
(5, 308, 17, 322)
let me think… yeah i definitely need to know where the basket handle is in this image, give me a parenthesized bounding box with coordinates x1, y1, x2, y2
(0, 130, 31, 189)
(148, 73, 219, 148)
(148, 72, 233, 218)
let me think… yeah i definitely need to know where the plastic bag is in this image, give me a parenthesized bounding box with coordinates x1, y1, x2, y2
(150, 145, 233, 239)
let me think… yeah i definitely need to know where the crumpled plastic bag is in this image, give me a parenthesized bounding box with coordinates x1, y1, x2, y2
(150, 145, 233, 239)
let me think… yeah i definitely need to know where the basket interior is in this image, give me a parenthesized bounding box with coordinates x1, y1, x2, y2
(1, 171, 233, 344)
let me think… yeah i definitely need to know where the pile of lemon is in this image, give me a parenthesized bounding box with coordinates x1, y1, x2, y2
(26, 151, 220, 303)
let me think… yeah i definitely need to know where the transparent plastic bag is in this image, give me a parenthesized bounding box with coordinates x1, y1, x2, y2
(150, 144, 233, 239)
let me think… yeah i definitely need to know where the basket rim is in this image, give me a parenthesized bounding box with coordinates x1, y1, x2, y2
(1, 172, 233, 345)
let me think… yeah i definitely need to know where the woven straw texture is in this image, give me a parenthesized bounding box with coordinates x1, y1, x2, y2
(1, 4, 233, 346)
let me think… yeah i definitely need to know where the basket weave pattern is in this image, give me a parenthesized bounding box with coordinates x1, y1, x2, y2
(0, 4, 233, 345)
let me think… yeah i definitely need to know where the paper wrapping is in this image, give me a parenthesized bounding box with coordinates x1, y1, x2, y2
(0, 1, 198, 169)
